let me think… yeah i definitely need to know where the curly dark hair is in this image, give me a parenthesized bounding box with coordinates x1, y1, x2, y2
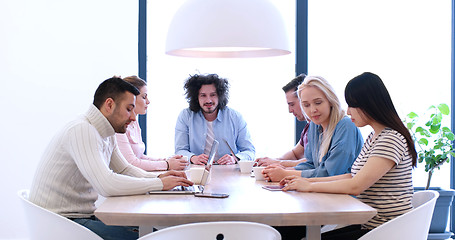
(184, 73, 230, 112)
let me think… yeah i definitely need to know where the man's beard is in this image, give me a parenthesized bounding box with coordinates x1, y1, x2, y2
(202, 104, 218, 114)
(114, 122, 129, 133)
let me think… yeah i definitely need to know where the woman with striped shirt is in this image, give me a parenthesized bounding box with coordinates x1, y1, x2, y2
(280, 72, 417, 239)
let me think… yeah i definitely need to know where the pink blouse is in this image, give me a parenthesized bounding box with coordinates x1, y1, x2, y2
(116, 120, 168, 171)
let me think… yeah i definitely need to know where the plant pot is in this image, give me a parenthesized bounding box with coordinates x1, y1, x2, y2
(414, 187, 455, 238)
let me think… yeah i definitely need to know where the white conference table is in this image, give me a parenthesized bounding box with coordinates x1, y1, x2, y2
(95, 165, 376, 240)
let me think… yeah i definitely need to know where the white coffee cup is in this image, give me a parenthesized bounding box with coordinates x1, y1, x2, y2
(188, 167, 204, 184)
(238, 161, 254, 173)
(253, 166, 266, 181)
(188, 166, 209, 185)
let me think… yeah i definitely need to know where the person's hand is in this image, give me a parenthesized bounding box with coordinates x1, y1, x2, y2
(262, 165, 289, 182)
(160, 176, 194, 191)
(158, 170, 188, 179)
(217, 154, 236, 165)
(280, 175, 311, 192)
(190, 154, 209, 165)
(279, 175, 299, 186)
(167, 155, 189, 170)
(255, 157, 280, 167)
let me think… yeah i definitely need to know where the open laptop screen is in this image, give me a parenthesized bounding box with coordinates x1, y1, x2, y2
(200, 139, 219, 186)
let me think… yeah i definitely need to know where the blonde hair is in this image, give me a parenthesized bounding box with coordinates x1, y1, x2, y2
(297, 76, 345, 162)
(123, 75, 147, 89)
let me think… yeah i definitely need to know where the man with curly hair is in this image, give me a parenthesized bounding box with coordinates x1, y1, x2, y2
(174, 73, 255, 165)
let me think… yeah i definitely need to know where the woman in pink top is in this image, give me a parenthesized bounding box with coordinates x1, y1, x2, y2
(116, 76, 188, 171)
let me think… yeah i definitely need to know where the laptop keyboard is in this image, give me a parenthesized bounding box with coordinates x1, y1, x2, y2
(172, 185, 203, 192)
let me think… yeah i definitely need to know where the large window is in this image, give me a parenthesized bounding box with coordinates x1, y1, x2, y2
(146, 1, 451, 189)
(307, 0, 452, 188)
(147, 1, 296, 159)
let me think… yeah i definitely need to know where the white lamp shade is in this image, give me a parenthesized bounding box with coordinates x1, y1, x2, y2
(165, 0, 291, 58)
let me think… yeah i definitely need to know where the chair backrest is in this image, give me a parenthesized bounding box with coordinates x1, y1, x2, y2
(137, 221, 281, 240)
(358, 190, 439, 240)
(18, 189, 103, 240)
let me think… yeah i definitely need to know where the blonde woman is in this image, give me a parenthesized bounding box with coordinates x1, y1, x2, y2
(263, 76, 363, 182)
(280, 72, 417, 239)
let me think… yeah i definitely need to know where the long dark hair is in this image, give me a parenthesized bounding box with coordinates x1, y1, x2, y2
(184, 73, 229, 112)
(345, 72, 417, 167)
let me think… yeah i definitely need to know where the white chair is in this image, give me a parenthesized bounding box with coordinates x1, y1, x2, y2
(358, 190, 439, 240)
(137, 221, 281, 240)
(18, 189, 103, 240)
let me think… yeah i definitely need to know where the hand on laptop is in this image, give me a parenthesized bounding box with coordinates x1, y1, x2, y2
(190, 154, 209, 165)
(217, 154, 236, 165)
(160, 176, 194, 191)
(158, 170, 193, 191)
(167, 155, 189, 170)
(158, 170, 187, 178)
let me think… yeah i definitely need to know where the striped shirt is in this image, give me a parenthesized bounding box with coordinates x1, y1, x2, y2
(351, 128, 413, 229)
(30, 105, 164, 218)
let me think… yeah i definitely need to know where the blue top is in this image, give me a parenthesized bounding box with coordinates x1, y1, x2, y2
(294, 116, 363, 178)
(175, 107, 255, 161)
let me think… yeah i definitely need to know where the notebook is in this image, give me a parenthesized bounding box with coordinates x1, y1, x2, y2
(148, 140, 219, 194)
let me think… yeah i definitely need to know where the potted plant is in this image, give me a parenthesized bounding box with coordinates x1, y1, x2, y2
(404, 103, 455, 238)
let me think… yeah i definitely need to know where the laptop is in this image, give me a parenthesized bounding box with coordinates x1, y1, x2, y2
(223, 139, 240, 162)
(148, 140, 219, 194)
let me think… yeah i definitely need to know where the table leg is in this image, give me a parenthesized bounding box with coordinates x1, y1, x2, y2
(306, 225, 321, 240)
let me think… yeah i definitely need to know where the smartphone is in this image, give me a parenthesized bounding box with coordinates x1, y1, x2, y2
(194, 193, 229, 198)
(262, 185, 284, 191)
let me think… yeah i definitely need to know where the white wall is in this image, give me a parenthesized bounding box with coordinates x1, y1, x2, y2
(0, 1, 138, 239)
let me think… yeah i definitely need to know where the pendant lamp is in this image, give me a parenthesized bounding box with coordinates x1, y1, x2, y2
(165, 0, 291, 58)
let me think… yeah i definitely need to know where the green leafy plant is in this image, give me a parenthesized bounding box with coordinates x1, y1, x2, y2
(404, 103, 455, 190)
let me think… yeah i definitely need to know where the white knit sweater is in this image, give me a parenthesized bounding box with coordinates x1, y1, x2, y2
(30, 105, 163, 218)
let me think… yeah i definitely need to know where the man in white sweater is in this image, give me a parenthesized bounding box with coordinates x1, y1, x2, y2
(29, 77, 193, 240)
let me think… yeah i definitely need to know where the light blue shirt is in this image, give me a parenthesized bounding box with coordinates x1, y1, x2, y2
(294, 116, 363, 178)
(175, 107, 255, 161)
